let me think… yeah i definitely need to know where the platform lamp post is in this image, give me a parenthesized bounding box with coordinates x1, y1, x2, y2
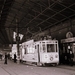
(16, 19, 20, 64)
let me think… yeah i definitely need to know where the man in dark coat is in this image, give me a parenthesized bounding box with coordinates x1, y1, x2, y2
(69, 50, 74, 66)
(4, 53, 8, 64)
(14, 53, 17, 63)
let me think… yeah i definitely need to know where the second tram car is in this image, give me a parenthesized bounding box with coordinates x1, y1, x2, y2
(61, 37, 75, 64)
(20, 39, 59, 66)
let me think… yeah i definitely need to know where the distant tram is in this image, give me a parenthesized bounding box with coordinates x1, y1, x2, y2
(20, 39, 59, 66)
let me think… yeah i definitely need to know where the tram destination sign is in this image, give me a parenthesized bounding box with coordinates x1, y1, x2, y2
(61, 37, 75, 43)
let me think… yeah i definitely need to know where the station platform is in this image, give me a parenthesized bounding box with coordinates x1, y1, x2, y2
(0, 59, 75, 75)
(57, 64, 75, 71)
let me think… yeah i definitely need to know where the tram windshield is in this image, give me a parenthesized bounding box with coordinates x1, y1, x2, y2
(47, 44, 57, 52)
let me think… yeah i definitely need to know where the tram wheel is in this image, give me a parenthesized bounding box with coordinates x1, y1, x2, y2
(42, 63, 46, 67)
(53, 63, 58, 66)
(36, 62, 43, 67)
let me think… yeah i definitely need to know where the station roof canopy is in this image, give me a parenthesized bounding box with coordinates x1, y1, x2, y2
(0, 0, 75, 45)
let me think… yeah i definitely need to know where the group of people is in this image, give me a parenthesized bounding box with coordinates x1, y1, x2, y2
(4, 53, 17, 64)
(60, 50, 74, 66)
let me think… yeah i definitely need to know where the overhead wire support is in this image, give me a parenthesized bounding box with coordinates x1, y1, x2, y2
(48, 0, 50, 7)
(16, 19, 20, 64)
(20, 0, 58, 32)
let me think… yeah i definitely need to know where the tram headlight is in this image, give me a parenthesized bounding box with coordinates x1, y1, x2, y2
(50, 57, 53, 61)
(55, 55, 58, 58)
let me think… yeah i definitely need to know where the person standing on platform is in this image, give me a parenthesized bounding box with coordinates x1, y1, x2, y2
(4, 53, 8, 64)
(69, 50, 74, 66)
(14, 53, 17, 63)
(8, 53, 10, 59)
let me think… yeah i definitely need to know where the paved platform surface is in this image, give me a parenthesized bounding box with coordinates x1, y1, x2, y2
(57, 64, 75, 71)
(0, 59, 75, 75)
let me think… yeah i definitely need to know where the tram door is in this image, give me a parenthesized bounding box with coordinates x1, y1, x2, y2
(36, 44, 40, 63)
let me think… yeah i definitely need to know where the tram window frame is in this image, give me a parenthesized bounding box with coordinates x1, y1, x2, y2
(35, 45, 36, 49)
(25, 44, 35, 54)
(42, 43, 46, 52)
(55, 44, 57, 52)
(24, 48, 27, 54)
(35, 45, 37, 53)
(25, 45, 28, 54)
(47, 44, 55, 52)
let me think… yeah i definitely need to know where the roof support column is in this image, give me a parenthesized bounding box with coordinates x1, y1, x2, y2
(16, 19, 20, 64)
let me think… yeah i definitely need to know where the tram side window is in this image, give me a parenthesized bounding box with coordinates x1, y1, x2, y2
(47, 44, 55, 52)
(35, 45, 36, 49)
(42, 44, 46, 52)
(55, 44, 57, 52)
(26, 46, 35, 54)
(35, 45, 37, 52)
(24, 48, 27, 54)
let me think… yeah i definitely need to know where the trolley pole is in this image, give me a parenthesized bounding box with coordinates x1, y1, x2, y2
(16, 19, 20, 64)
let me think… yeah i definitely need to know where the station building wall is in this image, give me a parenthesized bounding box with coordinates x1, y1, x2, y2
(34, 19, 75, 42)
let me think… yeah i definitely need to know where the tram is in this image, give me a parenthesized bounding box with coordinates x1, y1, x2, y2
(20, 39, 59, 66)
